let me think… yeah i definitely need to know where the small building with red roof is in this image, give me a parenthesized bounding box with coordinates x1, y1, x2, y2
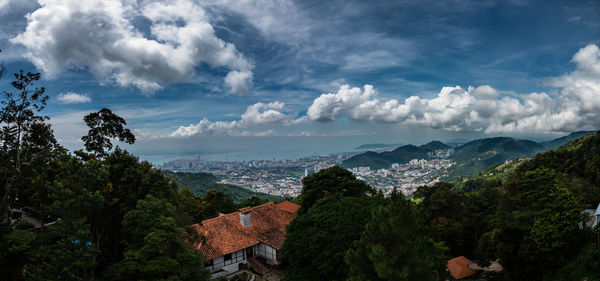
(447, 256, 477, 280)
(190, 201, 299, 277)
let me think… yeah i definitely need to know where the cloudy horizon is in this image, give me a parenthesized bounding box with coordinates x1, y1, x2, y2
(1, 0, 599, 163)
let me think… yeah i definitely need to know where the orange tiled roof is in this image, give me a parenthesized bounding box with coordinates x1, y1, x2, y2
(277, 201, 301, 213)
(191, 201, 299, 260)
(447, 256, 476, 280)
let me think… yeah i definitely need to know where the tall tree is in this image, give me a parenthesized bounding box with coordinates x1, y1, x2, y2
(414, 182, 471, 256)
(297, 166, 375, 213)
(494, 168, 583, 280)
(345, 190, 445, 281)
(104, 195, 209, 281)
(81, 108, 135, 157)
(0, 69, 56, 223)
(282, 196, 383, 281)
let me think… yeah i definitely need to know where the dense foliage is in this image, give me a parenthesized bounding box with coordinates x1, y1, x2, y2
(0, 65, 212, 280)
(297, 166, 375, 213)
(283, 167, 444, 281)
(283, 195, 384, 281)
(413, 132, 600, 281)
(346, 190, 446, 281)
(163, 171, 282, 203)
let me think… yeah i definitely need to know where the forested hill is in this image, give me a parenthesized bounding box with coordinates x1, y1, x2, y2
(163, 171, 282, 203)
(341, 141, 451, 170)
(448, 131, 594, 177)
(514, 131, 600, 207)
(341, 131, 594, 176)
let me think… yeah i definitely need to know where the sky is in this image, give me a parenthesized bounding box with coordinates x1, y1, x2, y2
(0, 0, 599, 162)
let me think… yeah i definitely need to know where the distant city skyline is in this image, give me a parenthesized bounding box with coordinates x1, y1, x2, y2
(0, 0, 599, 162)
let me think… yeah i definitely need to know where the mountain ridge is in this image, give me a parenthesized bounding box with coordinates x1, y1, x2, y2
(341, 131, 595, 177)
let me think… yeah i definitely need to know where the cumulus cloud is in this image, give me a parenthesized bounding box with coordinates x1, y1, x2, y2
(225, 70, 253, 95)
(307, 84, 377, 122)
(306, 44, 600, 134)
(56, 92, 91, 104)
(170, 101, 303, 137)
(11, 0, 253, 93)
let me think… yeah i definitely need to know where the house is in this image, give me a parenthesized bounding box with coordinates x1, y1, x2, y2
(190, 201, 300, 278)
(447, 256, 476, 280)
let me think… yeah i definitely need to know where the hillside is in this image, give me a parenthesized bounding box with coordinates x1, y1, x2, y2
(448, 131, 595, 177)
(515, 131, 600, 207)
(342, 141, 451, 169)
(538, 130, 594, 150)
(342, 131, 596, 177)
(163, 171, 282, 203)
(447, 137, 541, 177)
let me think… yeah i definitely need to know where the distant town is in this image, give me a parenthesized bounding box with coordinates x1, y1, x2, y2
(160, 148, 455, 197)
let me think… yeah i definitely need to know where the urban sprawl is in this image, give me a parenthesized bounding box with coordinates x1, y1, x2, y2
(161, 149, 454, 197)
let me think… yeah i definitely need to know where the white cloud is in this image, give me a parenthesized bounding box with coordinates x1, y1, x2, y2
(56, 92, 91, 104)
(11, 0, 253, 93)
(170, 101, 303, 137)
(307, 84, 377, 122)
(240, 102, 286, 124)
(0, 0, 10, 11)
(225, 70, 253, 95)
(306, 44, 600, 135)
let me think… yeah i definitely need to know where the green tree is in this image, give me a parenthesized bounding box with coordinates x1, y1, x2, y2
(237, 195, 269, 208)
(197, 189, 236, 219)
(179, 186, 202, 223)
(282, 195, 383, 281)
(0, 226, 35, 281)
(529, 181, 581, 253)
(494, 168, 583, 280)
(345, 190, 445, 281)
(298, 166, 375, 213)
(414, 182, 470, 256)
(105, 195, 209, 281)
(81, 108, 135, 157)
(1, 69, 56, 222)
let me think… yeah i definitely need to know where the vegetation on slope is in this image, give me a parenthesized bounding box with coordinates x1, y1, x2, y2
(342, 141, 451, 169)
(282, 167, 443, 281)
(344, 131, 595, 178)
(288, 131, 600, 281)
(163, 171, 282, 203)
(448, 131, 594, 177)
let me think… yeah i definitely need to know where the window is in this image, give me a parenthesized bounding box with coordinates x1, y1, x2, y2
(221, 250, 245, 267)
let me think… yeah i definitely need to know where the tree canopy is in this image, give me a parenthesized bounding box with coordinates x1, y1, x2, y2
(346, 190, 445, 281)
(81, 108, 135, 157)
(297, 166, 375, 213)
(282, 195, 384, 281)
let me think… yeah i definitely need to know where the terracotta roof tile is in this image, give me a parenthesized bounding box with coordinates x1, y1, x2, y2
(191, 201, 300, 260)
(277, 201, 301, 213)
(447, 256, 476, 279)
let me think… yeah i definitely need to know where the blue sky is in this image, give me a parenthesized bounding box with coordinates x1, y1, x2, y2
(1, 0, 599, 162)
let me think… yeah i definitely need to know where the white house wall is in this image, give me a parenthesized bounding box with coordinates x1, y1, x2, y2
(253, 243, 277, 265)
(205, 249, 247, 274)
